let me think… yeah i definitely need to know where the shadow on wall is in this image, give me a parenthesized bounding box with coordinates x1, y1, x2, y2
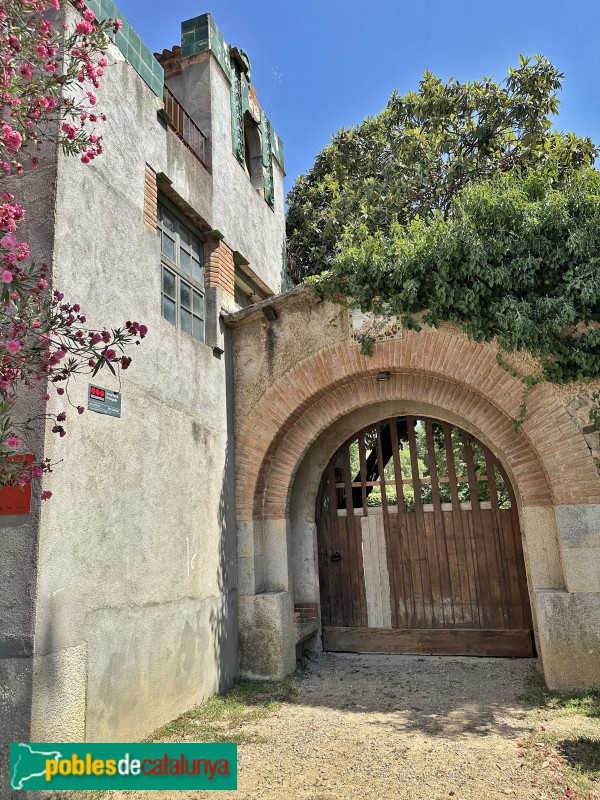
(208, 327, 238, 694)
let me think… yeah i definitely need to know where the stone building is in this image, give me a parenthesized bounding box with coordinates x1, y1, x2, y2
(1, 0, 600, 770)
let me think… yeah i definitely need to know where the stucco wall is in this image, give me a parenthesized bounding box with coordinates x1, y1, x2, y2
(164, 51, 286, 296)
(27, 8, 239, 743)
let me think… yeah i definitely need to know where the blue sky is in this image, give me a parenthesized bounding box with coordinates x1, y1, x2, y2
(115, 0, 600, 196)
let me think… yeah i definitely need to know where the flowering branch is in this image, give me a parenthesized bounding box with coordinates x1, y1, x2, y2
(0, 0, 146, 499)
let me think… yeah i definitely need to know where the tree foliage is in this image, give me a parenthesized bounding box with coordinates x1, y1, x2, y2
(287, 56, 598, 278)
(311, 168, 600, 383)
(288, 55, 600, 388)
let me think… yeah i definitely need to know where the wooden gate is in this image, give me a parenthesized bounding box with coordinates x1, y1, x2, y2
(316, 416, 534, 657)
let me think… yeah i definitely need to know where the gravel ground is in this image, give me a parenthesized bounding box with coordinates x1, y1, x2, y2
(107, 653, 599, 800)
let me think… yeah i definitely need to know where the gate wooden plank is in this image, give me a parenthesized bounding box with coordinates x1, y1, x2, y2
(479, 508, 507, 627)
(327, 460, 344, 627)
(501, 510, 526, 628)
(463, 434, 498, 628)
(485, 450, 512, 628)
(425, 420, 454, 627)
(358, 431, 368, 516)
(510, 503, 534, 628)
(375, 422, 389, 516)
(441, 511, 462, 627)
(316, 487, 332, 627)
(323, 626, 534, 657)
(441, 423, 472, 627)
(406, 417, 434, 627)
(389, 420, 414, 627)
(463, 511, 483, 628)
(343, 443, 367, 627)
(503, 509, 531, 629)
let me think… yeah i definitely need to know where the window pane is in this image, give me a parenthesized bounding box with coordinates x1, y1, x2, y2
(193, 290, 204, 316)
(193, 315, 204, 342)
(180, 308, 192, 335)
(180, 248, 191, 275)
(191, 238, 203, 260)
(192, 259, 204, 285)
(162, 232, 175, 262)
(180, 281, 192, 310)
(179, 226, 190, 246)
(162, 267, 176, 299)
(160, 207, 176, 233)
(162, 295, 176, 325)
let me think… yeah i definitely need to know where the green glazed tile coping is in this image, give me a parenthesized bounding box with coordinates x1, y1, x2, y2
(84, 0, 164, 98)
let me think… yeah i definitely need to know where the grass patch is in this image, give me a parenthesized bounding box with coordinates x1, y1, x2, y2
(146, 666, 306, 744)
(519, 667, 600, 718)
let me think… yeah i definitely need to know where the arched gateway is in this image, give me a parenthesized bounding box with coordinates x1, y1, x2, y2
(316, 415, 533, 657)
(225, 288, 600, 690)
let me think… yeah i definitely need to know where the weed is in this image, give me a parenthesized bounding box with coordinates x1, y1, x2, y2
(146, 667, 306, 744)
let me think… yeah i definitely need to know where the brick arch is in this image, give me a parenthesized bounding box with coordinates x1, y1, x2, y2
(236, 331, 600, 521)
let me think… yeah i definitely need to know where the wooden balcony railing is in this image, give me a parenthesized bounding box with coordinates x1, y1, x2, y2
(163, 85, 208, 167)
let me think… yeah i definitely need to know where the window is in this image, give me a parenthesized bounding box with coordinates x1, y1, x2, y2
(243, 112, 263, 193)
(158, 201, 205, 342)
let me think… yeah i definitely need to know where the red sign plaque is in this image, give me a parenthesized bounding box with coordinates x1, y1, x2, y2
(0, 454, 33, 515)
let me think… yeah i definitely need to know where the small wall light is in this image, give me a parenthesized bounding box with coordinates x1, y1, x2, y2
(376, 371, 391, 381)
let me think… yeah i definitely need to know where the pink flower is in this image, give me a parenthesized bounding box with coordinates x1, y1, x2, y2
(1, 233, 17, 249)
(76, 20, 93, 34)
(1, 269, 13, 283)
(77, 406, 84, 415)
(32, 320, 41, 328)
(6, 339, 21, 353)
(38, 278, 48, 289)
(42, 394, 50, 401)
(61, 123, 77, 140)
(6, 433, 22, 449)
(41, 490, 52, 500)
(104, 348, 116, 360)
(18, 472, 30, 486)
(56, 387, 64, 395)
(2, 123, 22, 153)
(33, 466, 43, 479)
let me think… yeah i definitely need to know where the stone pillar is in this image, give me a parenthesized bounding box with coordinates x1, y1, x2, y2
(236, 519, 296, 679)
(532, 504, 600, 689)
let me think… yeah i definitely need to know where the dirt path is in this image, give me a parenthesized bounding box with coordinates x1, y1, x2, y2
(108, 653, 600, 800)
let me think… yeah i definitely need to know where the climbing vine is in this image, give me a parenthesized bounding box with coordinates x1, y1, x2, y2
(308, 168, 600, 387)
